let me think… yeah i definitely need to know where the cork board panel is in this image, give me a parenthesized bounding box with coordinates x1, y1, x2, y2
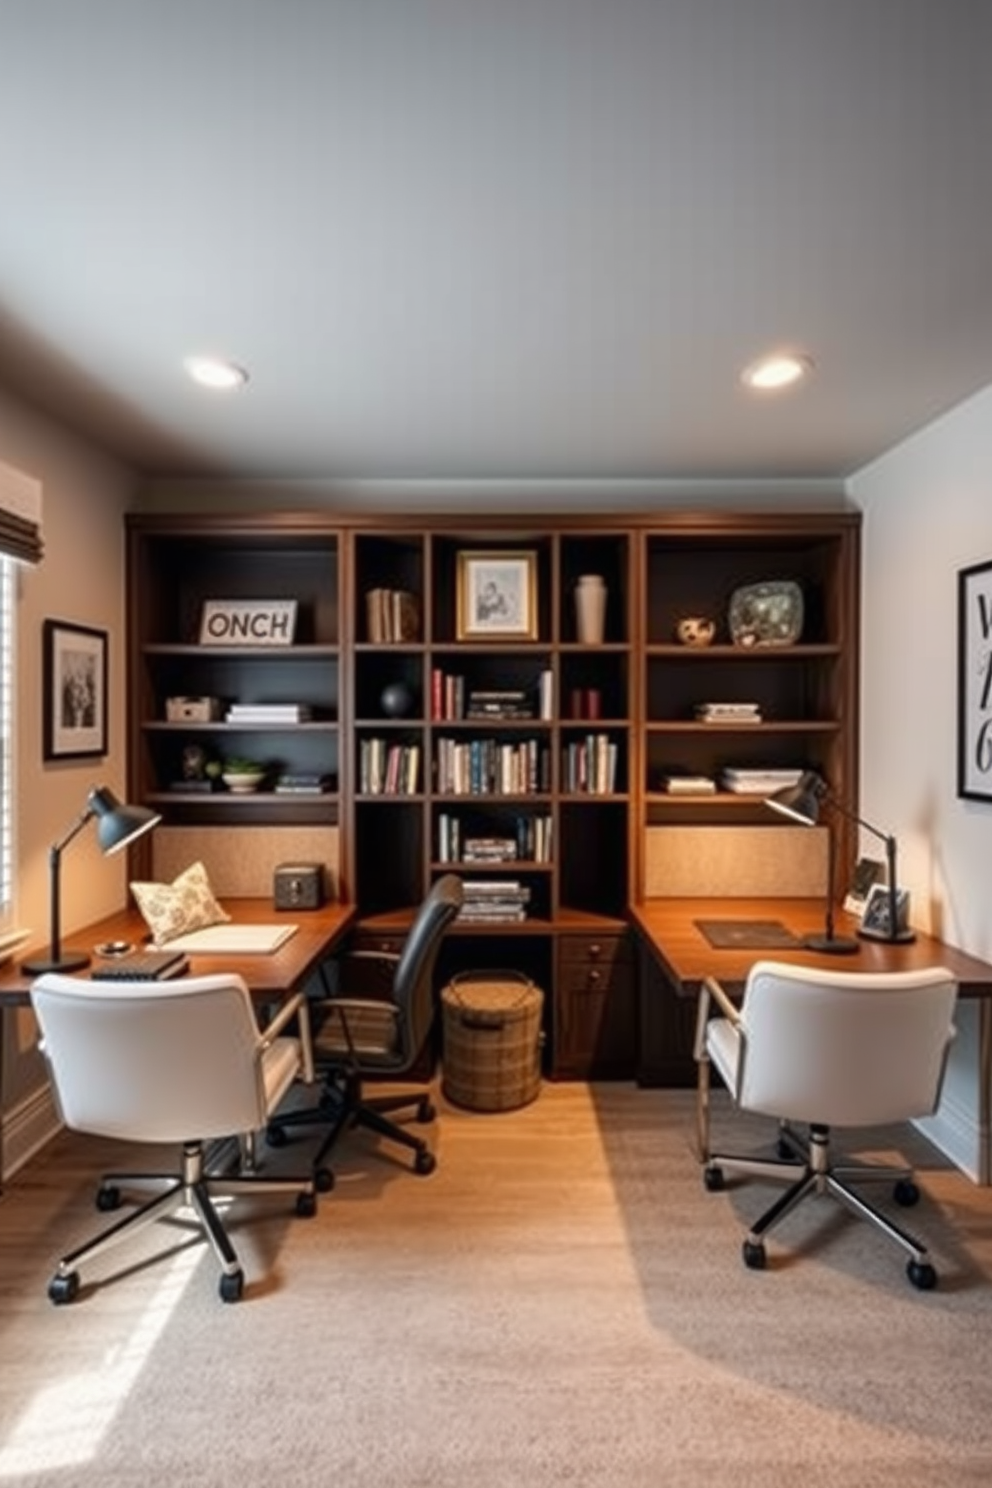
(645, 825, 827, 898)
(151, 826, 340, 899)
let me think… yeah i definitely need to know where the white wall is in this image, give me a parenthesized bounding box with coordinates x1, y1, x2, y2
(850, 381, 992, 1177)
(0, 384, 137, 1146)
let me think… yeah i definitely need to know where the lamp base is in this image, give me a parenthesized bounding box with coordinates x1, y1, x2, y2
(857, 927, 917, 945)
(803, 933, 861, 955)
(20, 949, 91, 976)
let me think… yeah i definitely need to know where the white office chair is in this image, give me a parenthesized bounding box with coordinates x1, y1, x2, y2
(31, 971, 318, 1304)
(694, 961, 958, 1289)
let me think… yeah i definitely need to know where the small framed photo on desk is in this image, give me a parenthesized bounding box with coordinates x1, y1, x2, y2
(859, 883, 910, 940)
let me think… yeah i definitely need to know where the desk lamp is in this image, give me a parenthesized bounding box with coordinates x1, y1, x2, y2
(22, 787, 161, 975)
(766, 771, 914, 950)
(765, 772, 859, 954)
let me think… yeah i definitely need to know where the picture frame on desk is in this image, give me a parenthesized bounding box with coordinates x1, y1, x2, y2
(42, 618, 108, 761)
(859, 883, 910, 940)
(456, 550, 538, 641)
(958, 557, 992, 801)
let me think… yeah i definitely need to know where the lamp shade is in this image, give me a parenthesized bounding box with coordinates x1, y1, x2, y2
(764, 771, 825, 827)
(21, 786, 161, 976)
(88, 787, 161, 855)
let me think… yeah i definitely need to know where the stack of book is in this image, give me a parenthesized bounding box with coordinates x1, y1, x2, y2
(659, 774, 717, 795)
(274, 772, 335, 795)
(457, 880, 532, 923)
(365, 588, 420, 643)
(225, 702, 312, 725)
(462, 835, 518, 862)
(694, 702, 762, 724)
(720, 767, 804, 795)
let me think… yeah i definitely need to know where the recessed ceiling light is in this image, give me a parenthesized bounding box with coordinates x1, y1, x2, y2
(741, 352, 814, 391)
(184, 356, 249, 390)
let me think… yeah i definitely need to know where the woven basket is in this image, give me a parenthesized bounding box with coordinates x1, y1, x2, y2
(441, 971, 544, 1112)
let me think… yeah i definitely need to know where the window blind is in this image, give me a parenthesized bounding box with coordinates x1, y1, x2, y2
(0, 460, 42, 565)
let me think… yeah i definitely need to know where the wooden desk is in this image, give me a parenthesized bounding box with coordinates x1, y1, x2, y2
(0, 898, 357, 1188)
(630, 896, 992, 1183)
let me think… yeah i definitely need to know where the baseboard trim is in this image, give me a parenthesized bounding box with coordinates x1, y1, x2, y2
(2, 1084, 61, 1183)
(914, 1090, 982, 1185)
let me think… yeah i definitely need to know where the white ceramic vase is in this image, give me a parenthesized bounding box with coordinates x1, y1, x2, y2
(575, 574, 607, 645)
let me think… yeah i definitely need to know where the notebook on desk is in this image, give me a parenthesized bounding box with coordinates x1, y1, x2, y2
(91, 949, 190, 981)
(694, 919, 802, 950)
(159, 923, 299, 955)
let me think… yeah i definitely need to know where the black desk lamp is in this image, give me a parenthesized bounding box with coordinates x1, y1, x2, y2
(21, 787, 161, 976)
(765, 770, 914, 951)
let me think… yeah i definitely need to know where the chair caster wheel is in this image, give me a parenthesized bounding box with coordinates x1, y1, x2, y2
(48, 1271, 80, 1305)
(907, 1259, 937, 1290)
(894, 1178, 920, 1207)
(96, 1185, 121, 1211)
(742, 1240, 767, 1270)
(703, 1165, 725, 1192)
(315, 1166, 335, 1193)
(219, 1269, 244, 1303)
(296, 1191, 317, 1218)
(266, 1123, 288, 1148)
(416, 1097, 436, 1124)
(414, 1148, 437, 1176)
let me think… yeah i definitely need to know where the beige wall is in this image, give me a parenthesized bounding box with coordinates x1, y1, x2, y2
(850, 378, 992, 1179)
(0, 384, 137, 1121)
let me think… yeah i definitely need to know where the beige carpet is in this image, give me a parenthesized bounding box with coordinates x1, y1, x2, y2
(2, 1082, 992, 1487)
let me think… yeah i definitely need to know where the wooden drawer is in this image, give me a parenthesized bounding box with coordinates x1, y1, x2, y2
(558, 933, 634, 971)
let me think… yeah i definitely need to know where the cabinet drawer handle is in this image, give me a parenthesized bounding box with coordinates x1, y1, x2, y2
(588, 943, 602, 960)
(587, 970, 603, 987)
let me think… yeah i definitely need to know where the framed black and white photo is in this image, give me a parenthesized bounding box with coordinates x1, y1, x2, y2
(43, 619, 108, 760)
(859, 882, 910, 940)
(456, 550, 538, 641)
(958, 558, 992, 801)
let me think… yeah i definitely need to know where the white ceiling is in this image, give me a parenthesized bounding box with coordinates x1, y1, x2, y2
(2, 0, 992, 485)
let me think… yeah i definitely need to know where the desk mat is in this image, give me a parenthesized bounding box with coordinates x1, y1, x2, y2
(694, 919, 802, 949)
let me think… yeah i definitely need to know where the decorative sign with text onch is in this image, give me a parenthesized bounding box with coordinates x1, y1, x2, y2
(199, 599, 298, 647)
(958, 558, 992, 802)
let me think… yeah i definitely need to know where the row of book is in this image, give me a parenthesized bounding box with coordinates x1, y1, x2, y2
(561, 735, 619, 795)
(430, 672, 553, 722)
(365, 587, 420, 644)
(436, 815, 553, 864)
(456, 880, 532, 924)
(359, 738, 421, 795)
(434, 737, 551, 796)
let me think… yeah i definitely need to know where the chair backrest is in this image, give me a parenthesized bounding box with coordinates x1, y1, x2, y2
(31, 972, 270, 1144)
(735, 960, 958, 1127)
(390, 874, 464, 1067)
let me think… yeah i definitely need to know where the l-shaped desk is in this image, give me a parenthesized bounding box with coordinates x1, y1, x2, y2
(630, 896, 992, 1184)
(0, 898, 357, 1191)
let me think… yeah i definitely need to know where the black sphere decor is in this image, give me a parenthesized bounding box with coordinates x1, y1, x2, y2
(380, 681, 414, 718)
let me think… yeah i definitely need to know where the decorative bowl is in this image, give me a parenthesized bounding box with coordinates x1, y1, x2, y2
(728, 580, 804, 647)
(222, 770, 265, 794)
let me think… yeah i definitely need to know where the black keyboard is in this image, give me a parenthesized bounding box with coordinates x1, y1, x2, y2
(91, 950, 190, 981)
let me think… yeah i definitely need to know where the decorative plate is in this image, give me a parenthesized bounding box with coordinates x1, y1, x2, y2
(728, 580, 804, 647)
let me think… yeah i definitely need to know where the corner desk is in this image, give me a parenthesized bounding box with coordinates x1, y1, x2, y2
(630, 896, 992, 1184)
(0, 898, 356, 1191)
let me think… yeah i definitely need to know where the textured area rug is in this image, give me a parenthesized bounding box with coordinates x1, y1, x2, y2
(1, 1083, 991, 1487)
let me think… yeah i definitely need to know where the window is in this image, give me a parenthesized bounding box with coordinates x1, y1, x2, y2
(0, 557, 13, 923)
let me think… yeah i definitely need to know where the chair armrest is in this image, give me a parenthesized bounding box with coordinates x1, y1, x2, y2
(693, 976, 741, 1062)
(315, 997, 401, 1061)
(259, 991, 315, 1084)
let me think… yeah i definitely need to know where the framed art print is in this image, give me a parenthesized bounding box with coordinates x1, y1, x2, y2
(958, 558, 992, 801)
(43, 619, 108, 760)
(456, 550, 539, 641)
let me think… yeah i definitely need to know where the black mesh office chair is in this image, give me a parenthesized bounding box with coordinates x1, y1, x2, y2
(268, 873, 463, 1187)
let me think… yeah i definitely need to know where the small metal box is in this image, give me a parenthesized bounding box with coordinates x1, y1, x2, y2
(273, 862, 325, 911)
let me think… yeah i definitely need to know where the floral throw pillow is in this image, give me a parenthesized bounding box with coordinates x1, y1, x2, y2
(130, 860, 231, 946)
